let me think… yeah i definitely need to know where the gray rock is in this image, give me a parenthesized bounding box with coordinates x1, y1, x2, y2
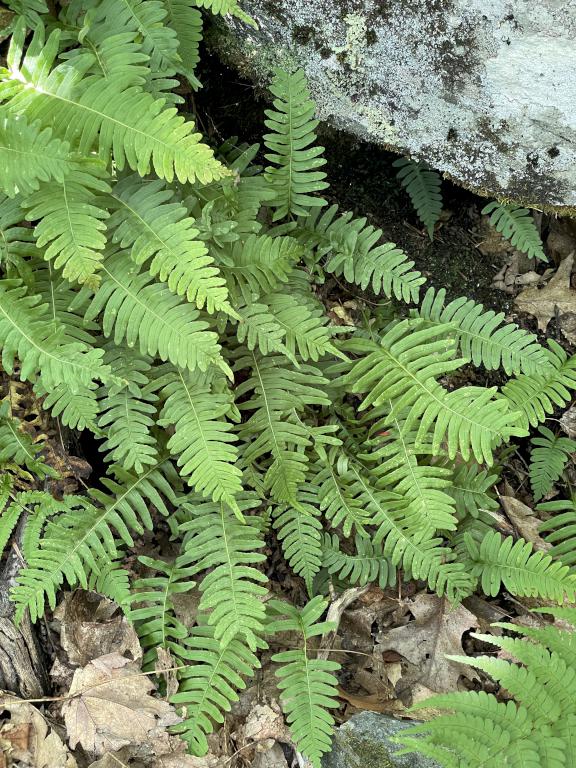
(211, 0, 576, 210)
(321, 712, 439, 768)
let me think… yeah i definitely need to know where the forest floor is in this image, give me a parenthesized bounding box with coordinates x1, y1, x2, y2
(2, 50, 576, 768)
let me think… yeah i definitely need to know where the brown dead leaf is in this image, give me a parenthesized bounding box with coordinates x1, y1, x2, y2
(154, 648, 178, 699)
(515, 253, 575, 332)
(376, 593, 478, 693)
(0, 694, 76, 767)
(57, 590, 142, 669)
(337, 687, 406, 716)
(62, 653, 180, 755)
(500, 496, 550, 551)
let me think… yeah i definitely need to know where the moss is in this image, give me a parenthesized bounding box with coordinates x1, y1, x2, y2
(333, 728, 397, 768)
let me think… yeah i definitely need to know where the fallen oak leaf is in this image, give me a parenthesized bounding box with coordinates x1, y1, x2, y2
(515, 252, 575, 332)
(62, 653, 180, 755)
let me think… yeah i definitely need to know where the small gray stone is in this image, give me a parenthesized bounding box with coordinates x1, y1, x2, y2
(321, 712, 440, 768)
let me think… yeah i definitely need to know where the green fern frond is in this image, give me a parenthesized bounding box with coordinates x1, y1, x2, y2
(267, 596, 340, 768)
(344, 321, 525, 464)
(220, 233, 302, 304)
(156, 366, 243, 508)
(0, 401, 53, 477)
(529, 426, 576, 501)
(500, 339, 576, 429)
(0, 278, 108, 392)
(109, 175, 232, 314)
(81, 250, 229, 376)
(235, 302, 292, 360)
(0, 194, 36, 282)
(88, 558, 132, 609)
(263, 68, 328, 220)
(97, 347, 159, 473)
(538, 497, 576, 568)
(24, 161, 111, 286)
(463, 530, 576, 602)
(1, 20, 227, 185)
(393, 157, 442, 239)
(128, 552, 197, 666)
(448, 463, 499, 519)
(417, 286, 549, 375)
(171, 624, 261, 754)
(180, 495, 268, 650)
(322, 532, 396, 589)
(163, 0, 203, 88)
(482, 201, 546, 261)
(273, 499, 323, 592)
(13, 462, 176, 622)
(0, 113, 72, 198)
(236, 352, 330, 504)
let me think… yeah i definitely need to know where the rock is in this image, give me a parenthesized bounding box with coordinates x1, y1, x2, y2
(321, 712, 440, 768)
(212, 1, 576, 210)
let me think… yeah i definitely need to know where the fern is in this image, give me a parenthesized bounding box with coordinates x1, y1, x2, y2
(263, 68, 328, 220)
(273, 498, 323, 593)
(417, 286, 549, 375)
(500, 339, 576, 428)
(463, 530, 576, 602)
(163, 0, 203, 88)
(539, 497, 576, 568)
(396, 609, 576, 767)
(179, 496, 268, 650)
(1, 20, 227, 185)
(268, 597, 340, 768)
(109, 174, 232, 314)
(322, 532, 395, 588)
(192, 0, 256, 26)
(393, 157, 442, 239)
(529, 426, 576, 501)
(482, 201, 547, 261)
(0, 194, 36, 282)
(448, 463, 499, 520)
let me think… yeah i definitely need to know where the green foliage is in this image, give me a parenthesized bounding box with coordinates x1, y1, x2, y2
(395, 608, 576, 767)
(393, 157, 442, 239)
(482, 201, 547, 261)
(529, 426, 576, 501)
(268, 597, 341, 768)
(539, 496, 576, 568)
(0, 7, 574, 765)
(264, 68, 328, 220)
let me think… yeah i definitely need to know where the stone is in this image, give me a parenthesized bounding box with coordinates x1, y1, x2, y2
(321, 712, 440, 768)
(211, 0, 576, 210)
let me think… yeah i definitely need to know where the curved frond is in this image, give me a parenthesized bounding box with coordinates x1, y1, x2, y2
(538, 497, 576, 568)
(322, 532, 396, 589)
(273, 500, 323, 592)
(482, 201, 546, 262)
(529, 426, 576, 501)
(393, 157, 442, 239)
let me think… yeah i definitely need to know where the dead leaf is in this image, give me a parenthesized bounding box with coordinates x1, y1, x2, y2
(376, 593, 478, 693)
(154, 648, 178, 699)
(515, 252, 575, 331)
(500, 496, 550, 550)
(57, 590, 142, 669)
(62, 653, 180, 755)
(0, 694, 76, 767)
(337, 687, 406, 716)
(560, 404, 576, 438)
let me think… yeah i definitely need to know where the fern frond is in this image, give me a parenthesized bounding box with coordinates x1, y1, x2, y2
(273, 500, 323, 593)
(448, 463, 499, 519)
(482, 201, 546, 261)
(128, 552, 197, 666)
(538, 497, 576, 568)
(171, 625, 261, 754)
(417, 286, 549, 375)
(13, 462, 176, 621)
(81, 250, 228, 376)
(24, 161, 110, 286)
(529, 426, 576, 501)
(393, 157, 442, 239)
(0, 401, 53, 477)
(236, 352, 330, 504)
(344, 321, 525, 464)
(322, 532, 395, 589)
(163, 0, 203, 88)
(263, 68, 328, 220)
(267, 596, 340, 768)
(156, 366, 242, 508)
(88, 558, 131, 609)
(180, 495, 268, 649)
(220, 233, 302, 304)
(1, 20, 227, 184)
(464, 530, 576, 602)
(0, 112, 72, 198)
(97, 346, 159, 473)
(0, 278, 108, 392)
(500, 339, 576, 428)
(109, 175, 231, 314)
(0, 194, 36, 282)
(235, 302, 292, 360)
(192, 0, 256, 26)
